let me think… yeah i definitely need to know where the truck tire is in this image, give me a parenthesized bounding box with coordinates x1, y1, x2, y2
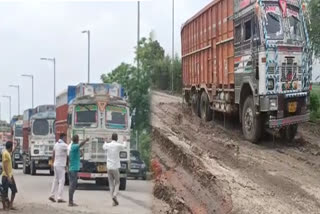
(200, 92, 212, 121)
(280, 124, 298, 143)
(191, 93, 200, 117)
(30, 161, 36, 175)
(242, 96, 261, 143)
(23, 158, 30, 174)
(119, 178, 127, 191)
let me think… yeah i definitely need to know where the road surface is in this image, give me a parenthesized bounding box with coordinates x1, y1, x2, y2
(8, 169, 153, 214)
(151, 91, 320, 214)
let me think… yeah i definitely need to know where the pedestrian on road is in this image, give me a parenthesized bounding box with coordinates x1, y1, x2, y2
(68, 135, 90, 207)
(49, 133, 68, 203)
(103, 133, 127, 206)
(1, 141, 18, 210)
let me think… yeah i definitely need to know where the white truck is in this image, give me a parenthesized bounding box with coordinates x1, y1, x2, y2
(56, 83, 131, 189)
(23, 105, 56, 175)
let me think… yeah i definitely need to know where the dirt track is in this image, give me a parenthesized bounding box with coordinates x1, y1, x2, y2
(151, 91, 320, 214)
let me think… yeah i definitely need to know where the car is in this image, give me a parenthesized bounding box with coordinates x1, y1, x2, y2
(128, 150, 147, 180)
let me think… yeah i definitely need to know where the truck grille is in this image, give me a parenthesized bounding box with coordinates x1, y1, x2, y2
(83, 138, 106, 161)
(281, 59, 301, 82)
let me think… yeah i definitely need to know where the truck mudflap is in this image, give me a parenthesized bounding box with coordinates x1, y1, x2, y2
(269, 113, 310, 128)
(78, 172, 127, 179)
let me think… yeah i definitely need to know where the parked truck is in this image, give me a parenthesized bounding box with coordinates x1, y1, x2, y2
(56, 83, 131, 189)
(11, 116, 23, 169)
(22, 105, 56, 175)
(181, 0, 312, 142)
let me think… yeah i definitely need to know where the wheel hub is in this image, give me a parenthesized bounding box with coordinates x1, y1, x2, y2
(244, 108, 254, 132)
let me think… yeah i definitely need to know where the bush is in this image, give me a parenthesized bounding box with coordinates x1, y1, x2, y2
(310, 93, 320, 112)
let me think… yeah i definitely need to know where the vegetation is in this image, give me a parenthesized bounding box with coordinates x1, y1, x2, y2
(101, 33, 182, 169)
(310, 84, 320, 122)
(308, 0, 320, 58)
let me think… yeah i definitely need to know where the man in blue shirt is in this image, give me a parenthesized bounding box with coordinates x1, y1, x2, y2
(68, 135, 89, 207)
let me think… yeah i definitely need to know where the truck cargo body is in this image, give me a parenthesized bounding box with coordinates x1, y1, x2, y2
(56, 83, 131, 189)
(22, 106, 55, 175)
(182, 0, 312, 142)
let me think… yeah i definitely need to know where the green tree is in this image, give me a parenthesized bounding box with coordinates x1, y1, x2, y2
(308, 0, 320, 57)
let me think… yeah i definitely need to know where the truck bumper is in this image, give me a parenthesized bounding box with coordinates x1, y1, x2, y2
(77, 172, 127, 179)
(269, 113, 310, 128)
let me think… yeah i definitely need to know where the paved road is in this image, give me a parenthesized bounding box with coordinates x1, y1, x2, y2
(8, 168, 153, 214)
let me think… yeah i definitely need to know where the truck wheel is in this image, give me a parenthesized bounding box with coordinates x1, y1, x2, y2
(200, 92, 212, 121)
(23, 159, 30, 174)
(119, 178, 127, 191)
(30, 161, 36, 175)
(191, 93, 200, 117)
(280, 125, 298, 142)
(242, 96, 261, 143)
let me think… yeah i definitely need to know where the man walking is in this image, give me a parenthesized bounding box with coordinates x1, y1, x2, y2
(1, 141, 18, 210)
(49, 133, 68, 203)
(68, 135, 89, 207)
(103, 133, 127, 206)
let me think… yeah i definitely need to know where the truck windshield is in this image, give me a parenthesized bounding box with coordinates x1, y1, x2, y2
(14, 126, 23, 137)
(106, 106, 127, 130)
(75, 104, 97, 128)
(33, 119, 49, 136)
(265, 6, 283, 39)
(288, 8, 302, 40)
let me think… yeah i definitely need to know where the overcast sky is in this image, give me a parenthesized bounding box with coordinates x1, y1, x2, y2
(0, 0, 210, 122)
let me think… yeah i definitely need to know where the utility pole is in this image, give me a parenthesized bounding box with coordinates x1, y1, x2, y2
(82, 30, 91, 83)
(171, 0, 175, 93)
(21, 74, 34, 108)
(41, 57, 56, 105)
(136, 1, 141, 152)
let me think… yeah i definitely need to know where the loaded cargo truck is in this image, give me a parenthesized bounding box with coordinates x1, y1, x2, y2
(11, 116, 23, 169)
(56, 83, 131, 190)
(181, 0, 312, 142)
(22, 106, 56, 175)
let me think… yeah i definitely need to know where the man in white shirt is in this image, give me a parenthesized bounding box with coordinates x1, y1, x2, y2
(49, 133, 68, 203)
(103, 133, 127, 206)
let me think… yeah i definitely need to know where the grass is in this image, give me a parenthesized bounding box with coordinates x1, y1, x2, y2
(311, 84, 320, 122)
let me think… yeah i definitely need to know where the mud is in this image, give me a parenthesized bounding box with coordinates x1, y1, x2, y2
(151, 91, 320, 214)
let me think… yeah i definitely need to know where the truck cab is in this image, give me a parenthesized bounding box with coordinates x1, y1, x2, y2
(12, 119, 23, 169)
(57, 83, 131, 189)
(23, 105, 56, 175)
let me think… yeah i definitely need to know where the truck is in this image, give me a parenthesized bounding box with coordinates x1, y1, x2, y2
(56, 83, 131, 190)
(11, 116, 23, 169)
(181, 0, 312, 142)
(22, 105, 56, 175)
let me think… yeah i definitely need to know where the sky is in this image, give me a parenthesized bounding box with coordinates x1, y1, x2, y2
(0, 0, 210, 122)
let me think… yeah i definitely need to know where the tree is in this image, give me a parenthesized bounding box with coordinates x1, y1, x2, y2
(308, 0, 320, 57)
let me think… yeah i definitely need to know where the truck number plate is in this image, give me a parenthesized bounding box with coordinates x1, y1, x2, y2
(97, 165, 106, 172)
(288, 102, 297, 113)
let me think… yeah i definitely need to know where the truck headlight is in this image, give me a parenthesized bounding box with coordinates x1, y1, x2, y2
(267, 79, 274, 90)
(120, 152, 127, 159)
(269, 98, 278, 110)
